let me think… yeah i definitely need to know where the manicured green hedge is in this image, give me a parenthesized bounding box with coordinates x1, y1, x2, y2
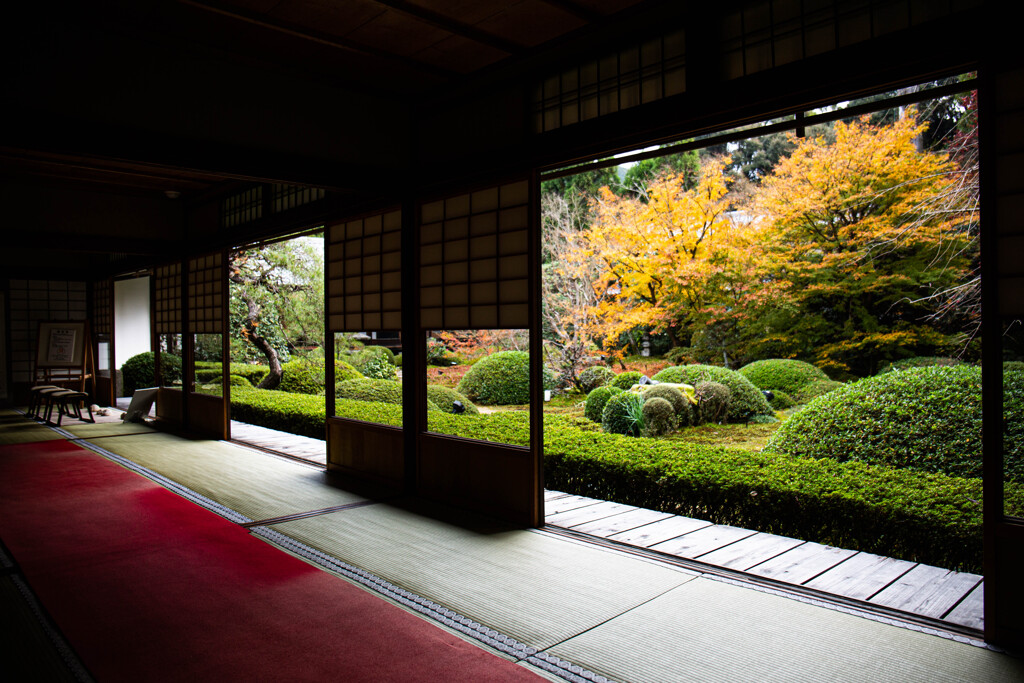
(878, 356, 968, 374)
(653, 365, 773, 421)
(122, 352, 181, 395)
(227, 385, 1019, 571)
(766, 366, 1024, 483)
(738, 359, 842, 403)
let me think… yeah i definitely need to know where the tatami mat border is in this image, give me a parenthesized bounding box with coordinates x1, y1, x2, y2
(0, 542, 95, 683)
(251, 526, 611, 682)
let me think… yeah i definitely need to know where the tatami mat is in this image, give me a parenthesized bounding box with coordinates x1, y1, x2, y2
(548, 578, 1021, 683)
(88, 432, 365, 521)
(0, 419, 64, 445)
(270, 504, 697, 651)
(62, 422, 159, 439)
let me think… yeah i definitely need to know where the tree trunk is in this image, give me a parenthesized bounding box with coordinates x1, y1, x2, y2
(237, 289, 283, 389)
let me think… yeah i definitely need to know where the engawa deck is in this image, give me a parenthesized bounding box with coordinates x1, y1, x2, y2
(118, 412, 985, 635)
(544, 490, 984, 632)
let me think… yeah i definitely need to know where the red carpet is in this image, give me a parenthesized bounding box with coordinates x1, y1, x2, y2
(0, 440, 545, 681)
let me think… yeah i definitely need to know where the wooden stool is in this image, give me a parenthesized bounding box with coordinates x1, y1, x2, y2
(34, 387, 68, 421)
(44, 390, 94, 426)
(28, 384, 60, 418)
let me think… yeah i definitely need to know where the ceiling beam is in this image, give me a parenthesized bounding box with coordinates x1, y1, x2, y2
(369, 0, 524, 55)
(176, 0, 458, 79)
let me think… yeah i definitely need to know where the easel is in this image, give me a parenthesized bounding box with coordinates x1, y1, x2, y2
(33, 320, 95, 398)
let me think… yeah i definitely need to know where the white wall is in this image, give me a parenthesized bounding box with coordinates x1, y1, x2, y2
(114, 276, 151, 369)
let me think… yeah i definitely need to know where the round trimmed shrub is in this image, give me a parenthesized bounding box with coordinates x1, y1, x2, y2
(426, 385, 479, 415)
(641, 397, 676, 437)
(767, 389, 796, 410)
(766, 365, 1024, 482)
(641, 384, 687, 420)
(878, 356, 967, 374)
(336, 378, 439, 411)
(652, 365, 772, 422)
(456, 351, 531, 405)
(578, 366, 616, 393)
(335, 360, 363, 383)
(122, 352, 181, 395)
(610, 371, 642, 391)
(695, 381, 731, 424)
(210, 374, 252, 388)
(278, 359, 326, 394)
(584, 386, 623, 423)
(738, 359, 839, 403)
(601, 391, 645, 436)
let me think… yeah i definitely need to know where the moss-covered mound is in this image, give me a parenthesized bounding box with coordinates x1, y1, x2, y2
(766, 365, 1024, 482)
(426, 385, 479, 415)
(456, 351, 531, 405)
(878, 356, 968, 374)
(738, 359, 841, 403)
(335, 378, 440, 411)
(652, 365, 772, 422)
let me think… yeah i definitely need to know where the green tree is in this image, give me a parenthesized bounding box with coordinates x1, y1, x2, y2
(229, 235, 324, 389)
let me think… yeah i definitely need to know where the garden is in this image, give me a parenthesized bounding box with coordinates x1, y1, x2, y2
(121, 83, 1024, 574)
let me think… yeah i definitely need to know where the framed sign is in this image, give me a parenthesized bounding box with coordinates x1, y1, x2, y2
(36, 321, 88, 369)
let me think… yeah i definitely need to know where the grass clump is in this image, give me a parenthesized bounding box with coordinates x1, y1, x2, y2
(601, 391, 645, 436)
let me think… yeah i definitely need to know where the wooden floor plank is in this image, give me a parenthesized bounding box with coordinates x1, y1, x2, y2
(545, 490, 571, 502)
(870, 564, 983, 619)
(746, 542, 857, 585)
(570, 508, 674, 538)
(547, 501, 638, 528)
(545, 494, 604, 516)
(943, 581, 985, 630)
(803, 552, 915, 601)
(649, 524, 758, 559)
(608, 516, 713, 548)
(695, 533, 805, 571)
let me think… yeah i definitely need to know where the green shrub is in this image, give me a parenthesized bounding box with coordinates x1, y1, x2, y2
(122, 352, 182, 395)
(456, 351, 531, 405)
(601, 391, 645, 436)
(695, 381, 731, 424)
(229, 364, 270, 386)
(641, 397, 676, 437)
(738, 359, 838, 403)
(768, 389, 796, 410)
(584, 386, 623, 423)
(1005, 361, 1024, 373)
(878, 356, 967, 374)
(641, 384, 687, 421)
(394, 353, 403, 367)
(360, 355, 398, 381)
(226, 384, 1022, 571)
(652, 365, 772, 422)
(765, 366, 1024, 483)
(610, 371, 642, 390)
(278, 359, 326, 395)
(335, 378, 440, 411)
(364, 344, 396, 366)
(541, 414, 1021, 572)
(426, 385, 479, 415)
(335, 360, 363, 383)
(208, 374, 252, 388)
(579, 366, 616, 393)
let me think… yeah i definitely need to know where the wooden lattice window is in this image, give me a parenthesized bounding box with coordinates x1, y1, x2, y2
(535, 30, 685, 133)
(326, 210, 402, 332)
(188, 253, 224, 334)
(420, 181, 531, 330)
(92, 279, 113, 336)
(273, 184, 327, 213)
(222, 186, 263, 228)
(153, 264, 182, 334)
